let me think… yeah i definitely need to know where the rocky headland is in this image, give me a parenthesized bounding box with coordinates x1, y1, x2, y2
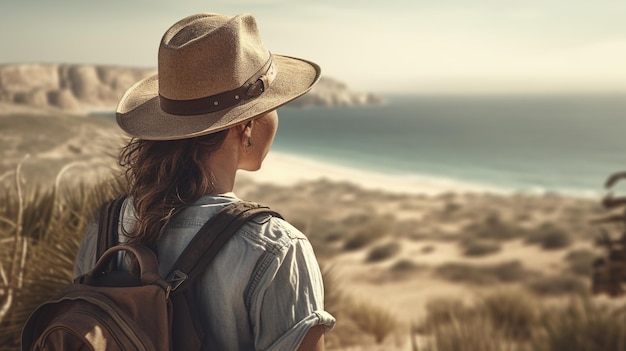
(0, 63, 382, 113)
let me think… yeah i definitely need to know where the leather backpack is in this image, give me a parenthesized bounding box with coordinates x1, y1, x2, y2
(21, 196, 281, 351)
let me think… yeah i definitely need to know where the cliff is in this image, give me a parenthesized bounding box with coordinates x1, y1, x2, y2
(0, 63, 381, 113)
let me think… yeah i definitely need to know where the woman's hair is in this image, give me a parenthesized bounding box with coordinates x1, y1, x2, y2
(119, 130, 229, 248)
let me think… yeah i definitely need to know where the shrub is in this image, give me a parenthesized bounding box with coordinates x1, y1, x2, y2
(441, 201, 462, 216)
(342, 215, 394, 251)
(365, 242, 401, 262)
(422, 297, 470, 328)
(526, 275, 588, 296)
(465, 212, 525, 241)
(565, 249, 597, 276)
(525, 223, 572, 250)
(480, 289, 537, 339)
(435, 261, 528, 285)
(532, 298, 626, 351)
(489, 261, 529, 282)
(460, 238, 501, 257)
(343, 231, 376, 250)
(344, 299, 399, 344)
(390, 259, 420, 273)
(427, 316, 512, 351)
(0, 176, 125, 349)
(421, 244, 435, 253)
(421, 293, 626, 351)
(393, 219, 424, 240)
(420, 292, 528, 350)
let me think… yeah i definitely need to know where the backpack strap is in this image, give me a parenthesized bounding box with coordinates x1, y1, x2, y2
(96, 195, 128, 261)
(166, 201, 282, 294)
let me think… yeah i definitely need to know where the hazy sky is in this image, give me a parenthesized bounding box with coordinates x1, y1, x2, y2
(1, 0, 625, 94)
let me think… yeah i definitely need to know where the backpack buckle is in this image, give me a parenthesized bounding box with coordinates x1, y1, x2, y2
(166, 270, 188, 292)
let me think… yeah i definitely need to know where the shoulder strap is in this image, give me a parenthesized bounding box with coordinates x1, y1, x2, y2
(166, 201, 282, 294)
(96, 195, 128, 260)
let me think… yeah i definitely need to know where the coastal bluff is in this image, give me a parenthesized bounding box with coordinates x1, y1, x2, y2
(0, 63, 381, 113)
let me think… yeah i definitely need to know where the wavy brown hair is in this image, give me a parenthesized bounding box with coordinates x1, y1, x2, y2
(119, 130, 229, 248)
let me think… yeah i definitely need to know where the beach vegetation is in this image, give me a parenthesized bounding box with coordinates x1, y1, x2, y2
(343, 231, 377, 251)
(425, 316, 513, 351)
(525, 222, 573, 250)
(0, 167, 125, 348)
(530, 297, 626, 351)
(341, 213, 395, 251)
(526, 275, 588, 296)
(365, 242, 401, 262)
(343, 299, 399, 344)
(460, 237, 502, 257)
(322, 265, 402, 349)
(419, 290, 626, 351)
(464, 212, 525, 241)
(422, 296, 471, 329)
(434, 260, 529, 285)
(421, 244, 436, 253)
(565, 248, 597, 276)
(395, 219, 425, 240)
(390, 258, 422, 274)
(478, 289, 538, 339)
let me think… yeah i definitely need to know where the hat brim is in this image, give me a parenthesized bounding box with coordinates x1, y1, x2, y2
(116, 55, 321, 140)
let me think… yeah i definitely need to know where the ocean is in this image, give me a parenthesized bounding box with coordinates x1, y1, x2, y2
(94, 94, 626, 196)
(271, 94, 626, 196)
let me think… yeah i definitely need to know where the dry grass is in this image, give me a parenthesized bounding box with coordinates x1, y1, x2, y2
(434, 260, 530, 285)
(565, 248, 598, 276)
(526, 275, 589, 296)
(525, 222, 573, 250)
(460, 237, 502, 257)
(366, 242, 402, 263)
(419, 290, 626, 351)
(0, 174, 125, 348)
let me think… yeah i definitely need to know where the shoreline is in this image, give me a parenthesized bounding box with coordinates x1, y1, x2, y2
(238, 151, 605, 199)
(240, 151, 516, 196)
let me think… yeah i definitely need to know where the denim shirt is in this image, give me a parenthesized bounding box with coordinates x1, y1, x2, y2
(74, 193, 335, 351)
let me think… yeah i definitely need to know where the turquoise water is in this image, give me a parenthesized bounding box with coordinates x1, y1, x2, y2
(271, 94, 626, 195)
(94, 94, 626, 195)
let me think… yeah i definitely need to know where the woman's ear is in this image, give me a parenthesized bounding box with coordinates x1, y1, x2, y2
(241, 120, 253, 148)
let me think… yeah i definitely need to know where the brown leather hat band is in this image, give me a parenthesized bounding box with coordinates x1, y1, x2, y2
(159, 57, 277, 116)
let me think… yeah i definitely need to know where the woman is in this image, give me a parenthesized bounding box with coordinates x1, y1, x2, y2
(74, 13, 335, 351)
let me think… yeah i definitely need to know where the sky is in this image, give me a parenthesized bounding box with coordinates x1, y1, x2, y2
(1, 0, 625, 94)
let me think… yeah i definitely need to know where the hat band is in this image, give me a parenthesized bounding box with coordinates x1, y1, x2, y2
(159, 57, 277, 116)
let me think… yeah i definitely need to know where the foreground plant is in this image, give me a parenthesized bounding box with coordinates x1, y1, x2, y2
(532, 297, 626, 351)
(419, 289, 626, 351)
(0, 165, 125, 348)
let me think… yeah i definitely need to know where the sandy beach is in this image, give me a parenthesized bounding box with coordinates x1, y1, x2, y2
(239, 151, 497, 196)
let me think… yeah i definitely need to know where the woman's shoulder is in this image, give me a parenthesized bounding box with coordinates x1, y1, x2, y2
(238, 209, 309, 251)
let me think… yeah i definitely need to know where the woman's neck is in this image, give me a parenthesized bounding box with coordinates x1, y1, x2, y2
(206, 135, 240, 194)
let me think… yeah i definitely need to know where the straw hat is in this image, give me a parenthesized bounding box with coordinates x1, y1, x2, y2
(116, 13, 321, 140)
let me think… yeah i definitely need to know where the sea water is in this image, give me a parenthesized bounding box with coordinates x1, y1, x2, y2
(94, 94, 626, 196)
(272, 94, 626, 196)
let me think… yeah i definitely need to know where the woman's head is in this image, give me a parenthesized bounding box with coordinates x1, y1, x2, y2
(116, 12, 318, 245)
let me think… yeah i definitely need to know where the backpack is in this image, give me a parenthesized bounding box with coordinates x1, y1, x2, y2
(21, 196, 281, 351)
